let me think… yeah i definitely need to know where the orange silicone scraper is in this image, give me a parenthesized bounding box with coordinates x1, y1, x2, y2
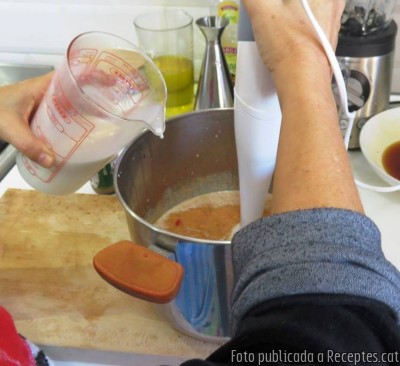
(93, 240, 184, 304)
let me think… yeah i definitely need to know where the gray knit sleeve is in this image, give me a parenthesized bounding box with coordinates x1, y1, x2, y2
(230, 208, 400, 334)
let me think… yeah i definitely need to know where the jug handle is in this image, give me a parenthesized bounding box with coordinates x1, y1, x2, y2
(93, 240, 184, 304)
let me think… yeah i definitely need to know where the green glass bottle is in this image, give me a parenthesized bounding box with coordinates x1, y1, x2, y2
(90, 161, 115, 195)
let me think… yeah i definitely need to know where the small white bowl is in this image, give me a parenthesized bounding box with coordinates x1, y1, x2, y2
(359, 107, 400, 187)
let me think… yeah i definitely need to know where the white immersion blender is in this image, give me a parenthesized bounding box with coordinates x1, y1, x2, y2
(234, 4, 281, 228)
(235, 1, 367, 229)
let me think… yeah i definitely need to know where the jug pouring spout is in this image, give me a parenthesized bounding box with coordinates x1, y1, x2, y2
(128, 102, 166, 138)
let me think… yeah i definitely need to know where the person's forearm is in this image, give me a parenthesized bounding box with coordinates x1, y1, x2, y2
(240, 0, 360, 214)
(271, 59, 364, 214)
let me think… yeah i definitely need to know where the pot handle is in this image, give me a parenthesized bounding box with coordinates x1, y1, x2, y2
(93, 241, 184, 304)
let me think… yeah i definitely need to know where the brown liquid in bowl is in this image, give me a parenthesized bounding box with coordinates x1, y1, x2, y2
(382, 141, 400, 181)
(155, 191, 271, 241)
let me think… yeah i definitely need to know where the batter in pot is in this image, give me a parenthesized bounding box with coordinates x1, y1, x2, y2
(155, 191, 271, 241)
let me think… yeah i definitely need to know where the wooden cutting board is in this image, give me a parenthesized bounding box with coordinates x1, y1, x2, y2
(0, 189, 218, 358)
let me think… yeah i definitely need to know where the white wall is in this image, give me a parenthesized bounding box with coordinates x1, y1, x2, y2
(0, 0, 399, 91)
(0, 1, 217, 54)
(0, 0, 213, 79)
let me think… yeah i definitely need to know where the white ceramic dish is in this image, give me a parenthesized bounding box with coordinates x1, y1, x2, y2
(359, 107, 400, 187)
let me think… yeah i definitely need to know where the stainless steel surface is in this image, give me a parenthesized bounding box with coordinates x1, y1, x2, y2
(194, 16, 234, 110)
(0, 144, 17, 180)
(115, 109, 236, 341)
(0, 63, 54, 181)
(0, 63, 54, 87)
(338, 52, 395, 149)
(40, 345, 186, 366)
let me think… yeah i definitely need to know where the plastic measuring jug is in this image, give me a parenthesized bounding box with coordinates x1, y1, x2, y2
(16, 31, 167, 195)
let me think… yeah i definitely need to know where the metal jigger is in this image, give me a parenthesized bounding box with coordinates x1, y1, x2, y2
(194, 16, 234, 110)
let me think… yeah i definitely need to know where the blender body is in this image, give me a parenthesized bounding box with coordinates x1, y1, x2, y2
(336, 0, 397, 149)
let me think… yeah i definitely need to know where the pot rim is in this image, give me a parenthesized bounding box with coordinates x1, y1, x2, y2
(114, 109, 234, 246)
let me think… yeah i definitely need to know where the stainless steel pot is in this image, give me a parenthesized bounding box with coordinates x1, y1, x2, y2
(111, 109, 237, 342)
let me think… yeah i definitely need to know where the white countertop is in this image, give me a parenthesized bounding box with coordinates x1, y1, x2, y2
(348, 151, 400, 271)
(0, 164, 96, 197)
